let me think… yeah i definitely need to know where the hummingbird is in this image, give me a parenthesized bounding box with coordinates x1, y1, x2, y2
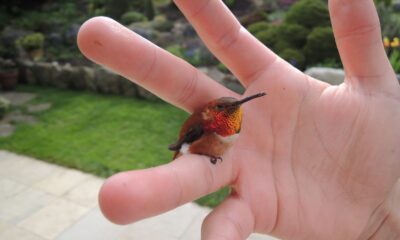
(168, 92, 266, 164)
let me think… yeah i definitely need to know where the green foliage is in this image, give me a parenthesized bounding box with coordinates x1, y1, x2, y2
(152, 15, 174, 32)
(197, 187, 231, 207)
(377, 3, 400, 38)
(166, 44, 185, 59)
(217, 62, 230, 73)
(121, 11, 147, 24)
(303, 27, 340, 66)
(104, 0, 131, 19)
(280, 48, 306, 70)
(16, 33, 45, 51)
(144, 0, 155, 21)
(247, 21, 270, 35)
(166, 44, 215, 67)
(13, 2, 81, 32)
(285, 0, 330, 29)
(254, 24, 309, 53)
(254, 28, 279, 48)
(223, 0, 236, 8)
(389, 49, 400, 72)
(374, 0, 392, 6)
(0, 97, 10, 119)
(276, 24, 310, 48)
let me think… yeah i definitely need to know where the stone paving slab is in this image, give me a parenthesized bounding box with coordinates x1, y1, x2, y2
(0, 92, 36, 106)
(18, 198, 90, 240)
(0, 150, 279, 240)
(0, 225, 43, 240)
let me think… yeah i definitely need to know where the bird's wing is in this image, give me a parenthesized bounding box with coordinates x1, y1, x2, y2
(168, 124, 204, 151)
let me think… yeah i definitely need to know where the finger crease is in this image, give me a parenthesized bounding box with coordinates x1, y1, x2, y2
(213, 24, 242, 52)
(176, 68, 199, 110)
(141, 47, 158, 86)
(336, 22, 381, 41)
(170, 166, 184, 207)
(185, 0, 212, 19)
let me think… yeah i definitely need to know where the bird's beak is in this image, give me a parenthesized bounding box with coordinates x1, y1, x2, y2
(231, 92, 267, 107)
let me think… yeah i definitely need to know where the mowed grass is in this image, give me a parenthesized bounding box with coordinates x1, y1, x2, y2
(0, 85, 229, 207)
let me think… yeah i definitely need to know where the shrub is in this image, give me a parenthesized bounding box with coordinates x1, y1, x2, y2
(254, 24, 309, 52)
(16, 33, 44, 51)
(279, 48, 305, 70)
(223, 0, 236, 8)
(285, 0, 330, 29)
(247, 21, 270, 35)
(104, 0, 130, 19)
(166, 44, 184, 59)
(152, 15, 174, 32)
(276, 24, 309, 48)
(377, 3, 400, 38)
(121, 11, 147, 24)
(254, 27, 279, 48)
(144, 0, 155, 21)
(303, 27, 340, 66)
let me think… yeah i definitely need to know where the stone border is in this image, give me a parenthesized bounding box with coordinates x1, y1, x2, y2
(17, 60, 159, 101)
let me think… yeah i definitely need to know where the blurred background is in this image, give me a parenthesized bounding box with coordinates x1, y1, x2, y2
(0, 0, 399, 208)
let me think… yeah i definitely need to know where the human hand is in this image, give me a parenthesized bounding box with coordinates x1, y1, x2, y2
(77, 0, 400, 239)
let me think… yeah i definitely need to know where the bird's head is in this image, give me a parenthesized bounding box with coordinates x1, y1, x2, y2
(201, 92, 266, 136)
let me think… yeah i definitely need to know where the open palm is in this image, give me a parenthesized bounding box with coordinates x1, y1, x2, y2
(78, 0, 400, 239)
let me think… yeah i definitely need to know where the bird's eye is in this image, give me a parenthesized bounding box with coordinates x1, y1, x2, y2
(215, 104, 224, 111)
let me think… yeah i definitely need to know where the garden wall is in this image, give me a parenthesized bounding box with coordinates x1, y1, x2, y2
(17, 60, 159, 101)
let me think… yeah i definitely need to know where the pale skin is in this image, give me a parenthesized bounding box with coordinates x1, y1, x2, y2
(77, 0, 400, 239)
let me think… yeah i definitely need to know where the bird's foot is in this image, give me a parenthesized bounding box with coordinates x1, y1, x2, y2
(209, 156, 223, 165)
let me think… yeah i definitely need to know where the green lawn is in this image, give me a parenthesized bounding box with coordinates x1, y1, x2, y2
(0, 85, 229, 207)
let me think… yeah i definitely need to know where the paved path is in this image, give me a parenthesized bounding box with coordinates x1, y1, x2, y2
(0, 150, 279, 240)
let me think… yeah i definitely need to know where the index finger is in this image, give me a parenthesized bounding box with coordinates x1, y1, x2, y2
(78, 17, 236, 112)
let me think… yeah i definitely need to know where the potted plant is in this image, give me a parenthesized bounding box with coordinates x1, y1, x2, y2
(15, 32, 45, 61)
(0, 58, 19, 91)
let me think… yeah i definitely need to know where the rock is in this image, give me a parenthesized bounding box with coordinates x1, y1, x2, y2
(95, 68, 121, 94)
(47, 32, 63, 46)
(199, 67, 244, 94)
(31, 62, 53, 86)
(128, 22, 160, 41)
(0, 97, 10, 119)
(59, 63, 83, 90)
(222, 74, 245, 94)
(137, 86, 159, 101)
(0, 92, 36, 106)
(17, 59, 35, 84)
(152, 15, 174, 32)
(27, 103, 52, 113)
(63, 24, 81, 45)
(154, 32, 176, 47)
(7, 112, 37, 125)
(171, 21, 187, 39)
(0, 123, 15, 137)
(82, 67, 97, 92)
(304, 67, 344, 85)
(199, 67, 226, 83)
(394, 3, 400, 12)
(119, 78, 138, 97)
